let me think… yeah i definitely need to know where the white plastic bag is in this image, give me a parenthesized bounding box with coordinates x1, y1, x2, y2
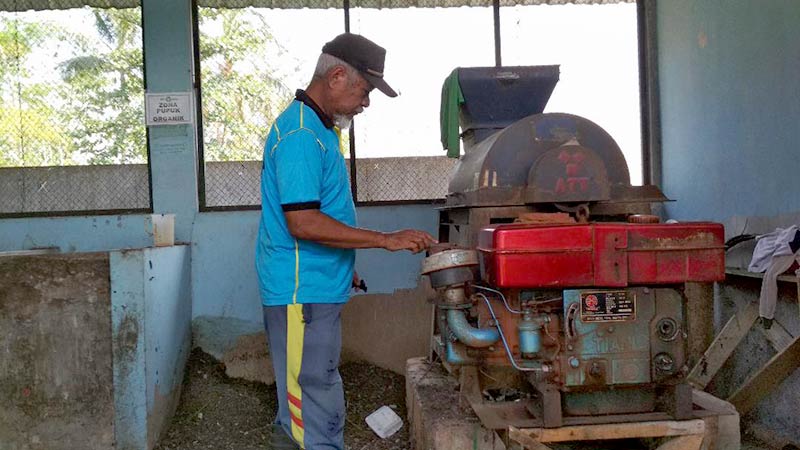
(365, 405, 403, 439)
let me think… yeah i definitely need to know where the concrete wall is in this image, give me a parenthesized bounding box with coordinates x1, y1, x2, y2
(0, 248, 191, 450)
(0, 253, 114, 450)
(341, 283, 435, 375)
(657, 0, 800, 440)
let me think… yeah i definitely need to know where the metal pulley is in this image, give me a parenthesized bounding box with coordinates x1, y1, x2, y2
(421, 249, 479, 289)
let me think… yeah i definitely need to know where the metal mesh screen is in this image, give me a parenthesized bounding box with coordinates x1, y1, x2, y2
(203, 161, 262, 207)
(0, 1, 137, 11)
(201, 157, 454, 207)
(0, 4, 149, 215)
(355, 156, 456, 202)
(197, 7, 296, 164)
(0, 165, 149, 213)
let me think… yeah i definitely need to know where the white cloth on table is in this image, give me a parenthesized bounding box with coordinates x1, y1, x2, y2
(748, 225, 800, 321)
(748, 225, 800, 273)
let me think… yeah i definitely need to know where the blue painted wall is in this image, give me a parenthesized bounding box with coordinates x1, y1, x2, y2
(0, 215, 154, 253)
(658, 1, 800, 222)
(110, 250, 149, 450)
(658, 2, 800, 440)
(110, 246, 192, 449)
(143, 246, 192, 448)
(191, 205, 438, 321)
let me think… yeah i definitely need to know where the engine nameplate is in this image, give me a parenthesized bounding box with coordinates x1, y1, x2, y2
(580, 290, 635, 322)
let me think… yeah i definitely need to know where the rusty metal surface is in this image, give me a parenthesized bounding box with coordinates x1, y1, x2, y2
(525, 144, 611, 204)
(444, 183, 668, 210)
(447, 113, 641, 208)
(437, 287, 698, 430)
(626, 231, 724, 251)
(459, 366, 543, 429)
(444, 112, 670, 223)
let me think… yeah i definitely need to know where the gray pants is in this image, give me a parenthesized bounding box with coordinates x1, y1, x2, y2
(759, 253, 799, 320)
(263, 303, 346, 450)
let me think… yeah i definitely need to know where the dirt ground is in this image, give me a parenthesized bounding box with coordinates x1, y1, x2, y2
(154, 348, 409, 450)
(156, 349, 776, 450)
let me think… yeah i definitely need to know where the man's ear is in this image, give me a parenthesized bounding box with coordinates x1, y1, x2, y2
(327, 65, 348, 89)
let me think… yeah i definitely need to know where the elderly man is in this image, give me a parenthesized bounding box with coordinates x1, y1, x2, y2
(256, 33, 436, 449)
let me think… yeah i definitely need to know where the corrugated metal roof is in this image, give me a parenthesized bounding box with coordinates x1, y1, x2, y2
(1, 0, 631, 12)
(203, 0, 634, 8)
(0, 0, 137, 10)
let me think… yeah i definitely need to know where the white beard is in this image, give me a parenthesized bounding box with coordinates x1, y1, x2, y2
(333, 114, 352, 130)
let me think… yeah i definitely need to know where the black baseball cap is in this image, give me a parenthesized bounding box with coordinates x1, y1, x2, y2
(322, 33, 398, 98)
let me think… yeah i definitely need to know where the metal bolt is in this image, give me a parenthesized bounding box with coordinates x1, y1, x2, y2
(567, 344, 574, 351)
(657, 318, 678, 341)
(607, 326, 614, 333)
(654, 353, 675, 374)
(569, 357, 580, 368)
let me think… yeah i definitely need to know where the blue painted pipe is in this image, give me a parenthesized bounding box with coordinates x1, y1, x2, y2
(446, 308, 500, 348)
(445, 340, 474, 365)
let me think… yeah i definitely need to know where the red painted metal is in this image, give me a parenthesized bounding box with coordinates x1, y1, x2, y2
(477, 222, 725, 288)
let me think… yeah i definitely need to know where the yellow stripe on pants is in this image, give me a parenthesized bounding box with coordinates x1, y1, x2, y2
(287, 303, 305, 446)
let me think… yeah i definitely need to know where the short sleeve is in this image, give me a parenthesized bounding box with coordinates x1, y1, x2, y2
(271, 129, 325, 209)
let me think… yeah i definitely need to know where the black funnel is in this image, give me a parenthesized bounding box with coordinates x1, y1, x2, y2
(458, 65, 560, 145)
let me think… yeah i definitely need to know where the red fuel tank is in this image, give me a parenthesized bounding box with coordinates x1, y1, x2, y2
(477, 222, 725, 288)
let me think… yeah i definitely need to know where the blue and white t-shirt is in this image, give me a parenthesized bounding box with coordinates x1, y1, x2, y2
(256, 90, 356, 306)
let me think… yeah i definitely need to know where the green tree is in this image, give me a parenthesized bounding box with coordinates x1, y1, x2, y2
(0, 17, 72, 167)
(0, 8, 145, 167)
(199, 8, 296, 162)
(58, 8, 146, 165)
(0, 7, 297, 167)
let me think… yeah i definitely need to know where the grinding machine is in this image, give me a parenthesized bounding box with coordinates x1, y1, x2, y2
(422, 66, 726, 429)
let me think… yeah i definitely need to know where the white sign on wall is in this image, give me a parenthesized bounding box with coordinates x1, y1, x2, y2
(145, 92, 193, 126)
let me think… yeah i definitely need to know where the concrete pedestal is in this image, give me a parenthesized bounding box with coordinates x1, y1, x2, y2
(406, 357, 740, 450)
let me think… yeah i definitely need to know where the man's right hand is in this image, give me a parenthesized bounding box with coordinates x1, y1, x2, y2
(381, 230, 437, 254)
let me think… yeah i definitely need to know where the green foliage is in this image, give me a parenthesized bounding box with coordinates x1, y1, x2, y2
(58, 8, 146, 164)
(0, 8, 145, 167)
(199, 8, 295, 162)
(0, 7, 296, 167)
(0, 17, 73, 166)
